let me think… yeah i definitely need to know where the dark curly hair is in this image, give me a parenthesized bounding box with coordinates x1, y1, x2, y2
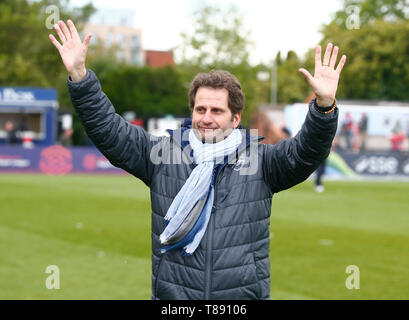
(188, 70, 245, 116)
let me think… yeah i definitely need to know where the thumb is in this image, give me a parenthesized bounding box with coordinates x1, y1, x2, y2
(298, 68, 314, 84)
(83, 33, 93, 48)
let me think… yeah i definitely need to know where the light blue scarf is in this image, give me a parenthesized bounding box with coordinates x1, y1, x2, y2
(159, 128, 242, 255)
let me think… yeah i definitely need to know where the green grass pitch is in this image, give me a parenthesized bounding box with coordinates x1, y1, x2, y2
(0, 174, 408, 299)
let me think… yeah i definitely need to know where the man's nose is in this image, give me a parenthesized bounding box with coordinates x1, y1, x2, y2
(201, 110, 213, 124)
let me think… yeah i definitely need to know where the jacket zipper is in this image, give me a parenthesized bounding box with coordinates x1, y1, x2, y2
(168, 129, 260, 299)
(203, 136, 258, 299)
(204, 166, 218, 300)
(154, 255, 166, 298)
(204, 203, 215, 299)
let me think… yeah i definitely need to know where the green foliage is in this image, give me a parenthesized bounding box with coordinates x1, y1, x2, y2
(0, 0, 96, 145)
(70, 60, 188, 145)
(176, 5, 252, 70)
(295, 0, 409, 102)
(276, 51, 310, 103)
(99, 65, 188, 119)
(332, 0, 409, 29)
(320, 18, 409, 100)
(0, 0, 95, 87)
(276, 0, 409, 103)
(175, 4, 268, 126)
(4, 0, 409, 145)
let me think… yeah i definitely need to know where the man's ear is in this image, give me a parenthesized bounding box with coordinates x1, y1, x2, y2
(233, 112, 242, 129)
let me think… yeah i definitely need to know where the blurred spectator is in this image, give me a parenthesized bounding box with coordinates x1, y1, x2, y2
(60, 128, 74, 147)
(18, 112, 28, 132)
(351, 120, 360, 152)
(281, 125, 328, 192)
(22, 131, 34, 148)
(315, 160, 326, 193)
(4, 121, 20, 145)
(150, 120, 163, 137)
(406, 120, 409, 151)
(131, 118, 144, 127)
(341, 113, 353, 151)
(331, 135, 340, 152)
(358, 112, 368, 151)
(390, 121, 405, 152)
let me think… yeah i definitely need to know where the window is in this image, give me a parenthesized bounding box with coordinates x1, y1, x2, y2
(104, 32, 115, 47)
(0, 111, 44, 139)
(131, 49, 140, 65)
(130, 35, 139, 49)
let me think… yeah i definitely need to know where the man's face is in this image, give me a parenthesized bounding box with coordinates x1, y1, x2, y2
(5, 121, 13, 131)
(191, 87, 241, 143)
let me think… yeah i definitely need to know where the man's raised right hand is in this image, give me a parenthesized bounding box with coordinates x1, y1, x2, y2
(49, 20, 92, 82)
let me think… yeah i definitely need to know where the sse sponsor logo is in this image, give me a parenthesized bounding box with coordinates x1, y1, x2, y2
(354, 156, 399, 174)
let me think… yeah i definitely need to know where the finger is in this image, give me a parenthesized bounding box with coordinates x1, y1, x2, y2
(54, 23, 66, 44)
(49, 34, 63, 52)
(299, 68, 314, 84)
(322, 43, 333, 66)
(335, 55, 347, 74)
(314, 45, 322, 73)
(83, 33, 93, 48)
(58, 20, 72, 42)
(329, 46, 339, 69)
(67, 19, 81, 41)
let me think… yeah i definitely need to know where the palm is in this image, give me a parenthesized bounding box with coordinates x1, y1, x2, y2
(299, 43, 347, 106)
(59, 37, 87, 72)
(49, 20, 92, 74)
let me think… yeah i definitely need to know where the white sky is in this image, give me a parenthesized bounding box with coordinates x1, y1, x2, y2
(69, 0, 344, 65)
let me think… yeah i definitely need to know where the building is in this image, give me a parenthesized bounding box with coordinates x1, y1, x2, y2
(144, 50, 175, 68)
(82, 7, 175, 68)
(83, 7, 144, 66)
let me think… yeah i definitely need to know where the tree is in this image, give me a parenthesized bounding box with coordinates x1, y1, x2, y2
(276, 51, 310, 103)
(175, 5, 252, 70)
(318, 0, 409, 101)
(331, 0, 409, 29)
(99, 65, 188, 119)
(0, 0, 96, 145)
(50, 18, 189, 145)
(0, 0, 95, 87)
(294, 0, 409, 102)
(175, 4, 267, 126)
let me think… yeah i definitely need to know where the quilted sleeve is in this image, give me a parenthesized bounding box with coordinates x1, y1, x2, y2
(262, 99, 338, 193)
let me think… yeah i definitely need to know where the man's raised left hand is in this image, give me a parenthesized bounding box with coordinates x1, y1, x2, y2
(299, 43, 347, 107)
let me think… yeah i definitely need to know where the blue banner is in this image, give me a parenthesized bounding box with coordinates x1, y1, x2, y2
(326, 151, 409, 178)
(0, 145, 124, 175)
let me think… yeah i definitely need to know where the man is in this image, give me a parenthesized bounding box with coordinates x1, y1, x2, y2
(358, 112, 368, 151)
(342, 112, 354, 151)
(4, 121, 20, 145)
(314, 160, 327, 193)
(49, 20, 346, 300)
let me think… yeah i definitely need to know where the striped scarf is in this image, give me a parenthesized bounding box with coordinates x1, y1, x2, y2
(159, 128, 242, 255)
